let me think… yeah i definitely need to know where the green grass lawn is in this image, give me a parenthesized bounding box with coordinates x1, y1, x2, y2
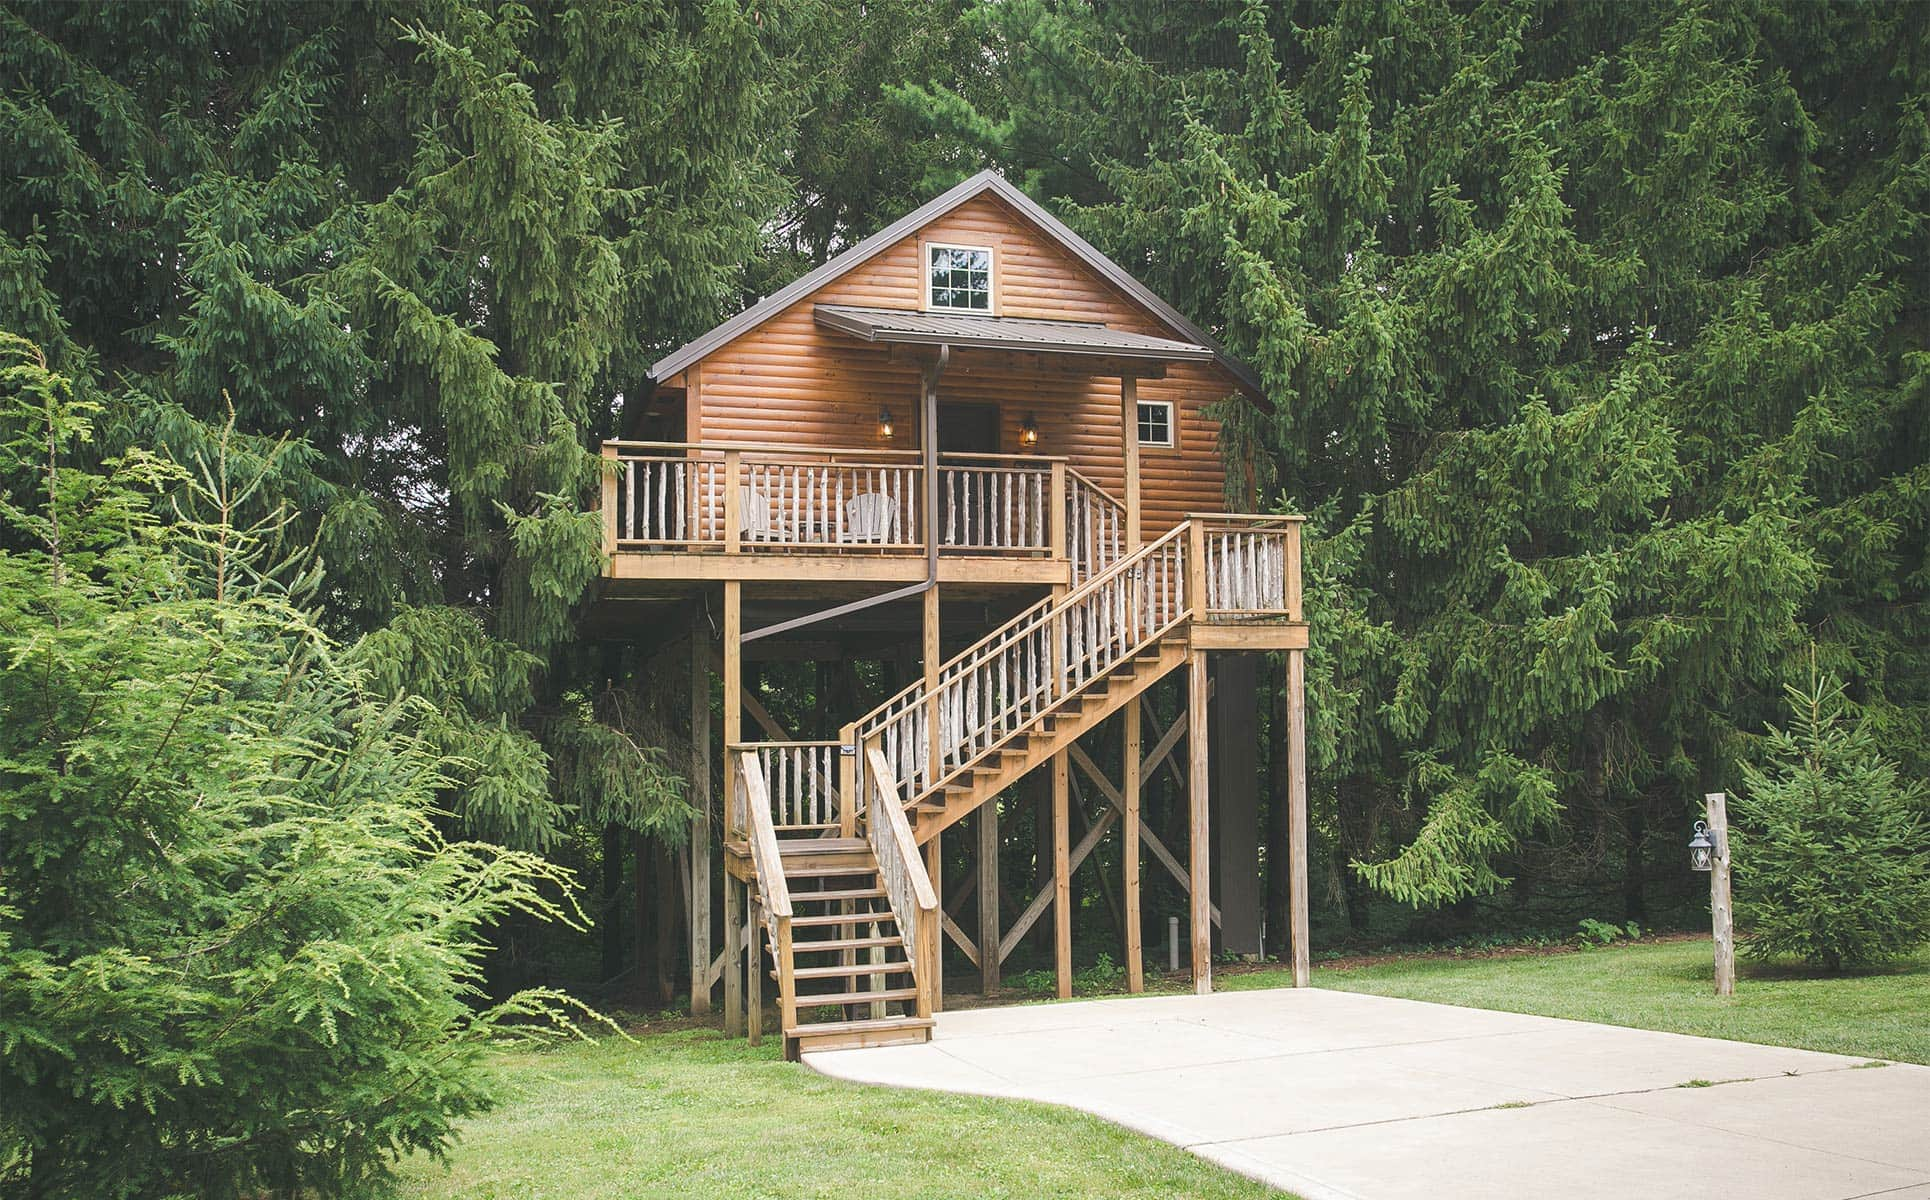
(1231, 937, 1930, 1065)
(399, 938, 1927, 1199)
(395, 1029, 1285, 1200)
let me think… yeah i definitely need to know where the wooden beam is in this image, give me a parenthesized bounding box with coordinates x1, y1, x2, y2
(999, 806, 1117, 962)
(1188, 649, 1212, 995)
(924, 831, 944, 1010)
(1121, 375, 1142, 549)
(1070, 742, 1220, 926)
(978, 800, 1000, 993)
(746, 896, 762, 1046)
(941, 910, 981, 968)
(722, 876, 743, 1037)
(1288, 649, 1311, 987)
(1052, 749, 1072, 999)
(924, 584, 941, 790)
(1123, 701, 1144, 992)
(722, 583, 742, 824)
(689, 611, 713, 1015)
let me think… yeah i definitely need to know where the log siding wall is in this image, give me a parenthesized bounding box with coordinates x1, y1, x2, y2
(682, 193, 1244, 536)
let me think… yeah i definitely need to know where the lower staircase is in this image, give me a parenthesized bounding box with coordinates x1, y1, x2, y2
(736, 515, 1298, 1057)
(767, 838, 931, 1053)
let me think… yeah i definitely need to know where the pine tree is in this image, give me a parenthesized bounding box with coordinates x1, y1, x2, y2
(1731, 667, 1930, 971)
(898, 0, 1929, 914)
(0, 338, 599, 1198)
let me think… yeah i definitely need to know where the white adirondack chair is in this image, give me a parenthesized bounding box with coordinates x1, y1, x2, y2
(842, 493, 895, 543)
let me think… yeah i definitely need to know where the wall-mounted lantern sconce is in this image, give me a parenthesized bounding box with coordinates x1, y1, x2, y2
(877, 407, 895, 440)
(1021, 414, 1040, 448)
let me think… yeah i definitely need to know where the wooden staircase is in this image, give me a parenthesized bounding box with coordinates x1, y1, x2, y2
(735, 515, 1298, 1056)
(766, 838, 931, 1053)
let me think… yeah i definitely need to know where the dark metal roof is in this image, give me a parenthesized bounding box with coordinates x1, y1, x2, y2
(814, 305, 1216, 363)
(648, 170, 1263, 395)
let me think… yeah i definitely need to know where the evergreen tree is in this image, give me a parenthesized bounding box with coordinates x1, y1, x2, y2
(1732, 666, 1930, 971)
(899, 0, 1929, 915)
(0, 338, 597, 1198)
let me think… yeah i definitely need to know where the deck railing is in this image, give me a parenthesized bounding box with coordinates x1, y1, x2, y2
(850, 515, 1299, 805)
(735, 741, 843, 835)
(863, 747, 939, 1019)
(736, 752, 796, 1037)
(1065, 467, 1126, 583)
(1199, 516, 1302, 619)
(602, 442, 1120, 572)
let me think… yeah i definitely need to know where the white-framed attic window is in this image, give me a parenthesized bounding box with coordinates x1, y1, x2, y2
(927, 243, 993, 311)
(1136, 399, 1176, 448)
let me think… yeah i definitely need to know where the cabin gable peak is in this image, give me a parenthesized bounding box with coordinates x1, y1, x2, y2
(650, 170, 1260, 394)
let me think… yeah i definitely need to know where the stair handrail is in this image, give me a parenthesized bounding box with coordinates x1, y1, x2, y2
(850, 520, 1195, 804)
(737, 751, 796, 1033)
(864, 748, 939, 1019)
(1064, 465, 1126, 583)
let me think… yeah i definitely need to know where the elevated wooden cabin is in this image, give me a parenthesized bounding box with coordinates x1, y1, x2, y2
(595, 171, 1310, 1057)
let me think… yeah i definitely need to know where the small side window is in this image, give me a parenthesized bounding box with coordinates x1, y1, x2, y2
(1136, 399, 1175, 448)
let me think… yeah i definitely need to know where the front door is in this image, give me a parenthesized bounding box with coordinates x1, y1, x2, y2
(936, 403, 1000, 548)
(937, 402, 999, 454)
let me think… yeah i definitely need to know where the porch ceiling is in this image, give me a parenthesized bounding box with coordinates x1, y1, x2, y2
(814, 304, 1216, 365)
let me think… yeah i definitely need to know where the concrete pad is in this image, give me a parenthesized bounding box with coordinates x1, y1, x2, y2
(932, 1017, 1288, 1083)
(804, 988, 1930, 1200)
(1213, 1096, 1925, 1200)
(1591, 1063, 1930, 1174)
(1358, 1020, 1861, 1097)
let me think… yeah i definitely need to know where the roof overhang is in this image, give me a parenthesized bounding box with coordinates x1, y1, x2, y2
(814, 304, 1216, 367)
(648, 169, 1264, 396)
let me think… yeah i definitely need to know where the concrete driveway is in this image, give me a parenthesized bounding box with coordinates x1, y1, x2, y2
(804, 987, 1930, 1200)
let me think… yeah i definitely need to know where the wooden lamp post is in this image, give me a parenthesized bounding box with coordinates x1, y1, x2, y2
(1690, 793, 1735, 997)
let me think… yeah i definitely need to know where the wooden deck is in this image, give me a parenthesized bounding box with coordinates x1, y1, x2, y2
(600, 441, 1124, 591)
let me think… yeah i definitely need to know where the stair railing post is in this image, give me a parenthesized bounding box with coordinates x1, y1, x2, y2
(1187, 519, 1208, 621)
(600, 444, 619, 557)
(1049, 462, 1068, 565)
(1285, 520, 1303, 622)
(723, 449, 742, 554)
(839, 722, 859, 838)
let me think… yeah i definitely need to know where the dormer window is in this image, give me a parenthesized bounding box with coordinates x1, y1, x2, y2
(928, 243, 992, 311)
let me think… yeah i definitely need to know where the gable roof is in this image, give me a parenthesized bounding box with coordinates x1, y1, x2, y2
(649, 169, 1263, 395)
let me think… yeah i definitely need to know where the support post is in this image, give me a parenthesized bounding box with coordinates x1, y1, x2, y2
(924, 833, 944, 1009)
(1123, 701, 1144, 992)
(689, 612, 713, 1014)
(978, 799, 1000, 994)
(1121, 375, 1142, 549)
(1187, 649, 1212, 994)
(1707, 791, 1735, 997)
(722, 581, 746, 1036)
(1287, 649, 1311, 988)
(722, 876, 743, 1037)
(746, 898, 762, 1047)
(1053, 750, 1072, 998)
(924, 585, 941, 787)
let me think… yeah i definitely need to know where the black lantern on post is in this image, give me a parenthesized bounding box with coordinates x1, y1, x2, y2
(1688, 820, 1715, 873)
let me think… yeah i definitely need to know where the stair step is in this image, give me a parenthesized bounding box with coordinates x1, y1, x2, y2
(792, 887, 886, 903)
(783, 959, 911, 981)
(789, 934, 903, 954)
(790, 910, 895, 927)
(787, 1015, 934, 1038)
(791, 987, 919, 1007)
(785, 864, 875, 879)
(779, 837, 866, 855)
